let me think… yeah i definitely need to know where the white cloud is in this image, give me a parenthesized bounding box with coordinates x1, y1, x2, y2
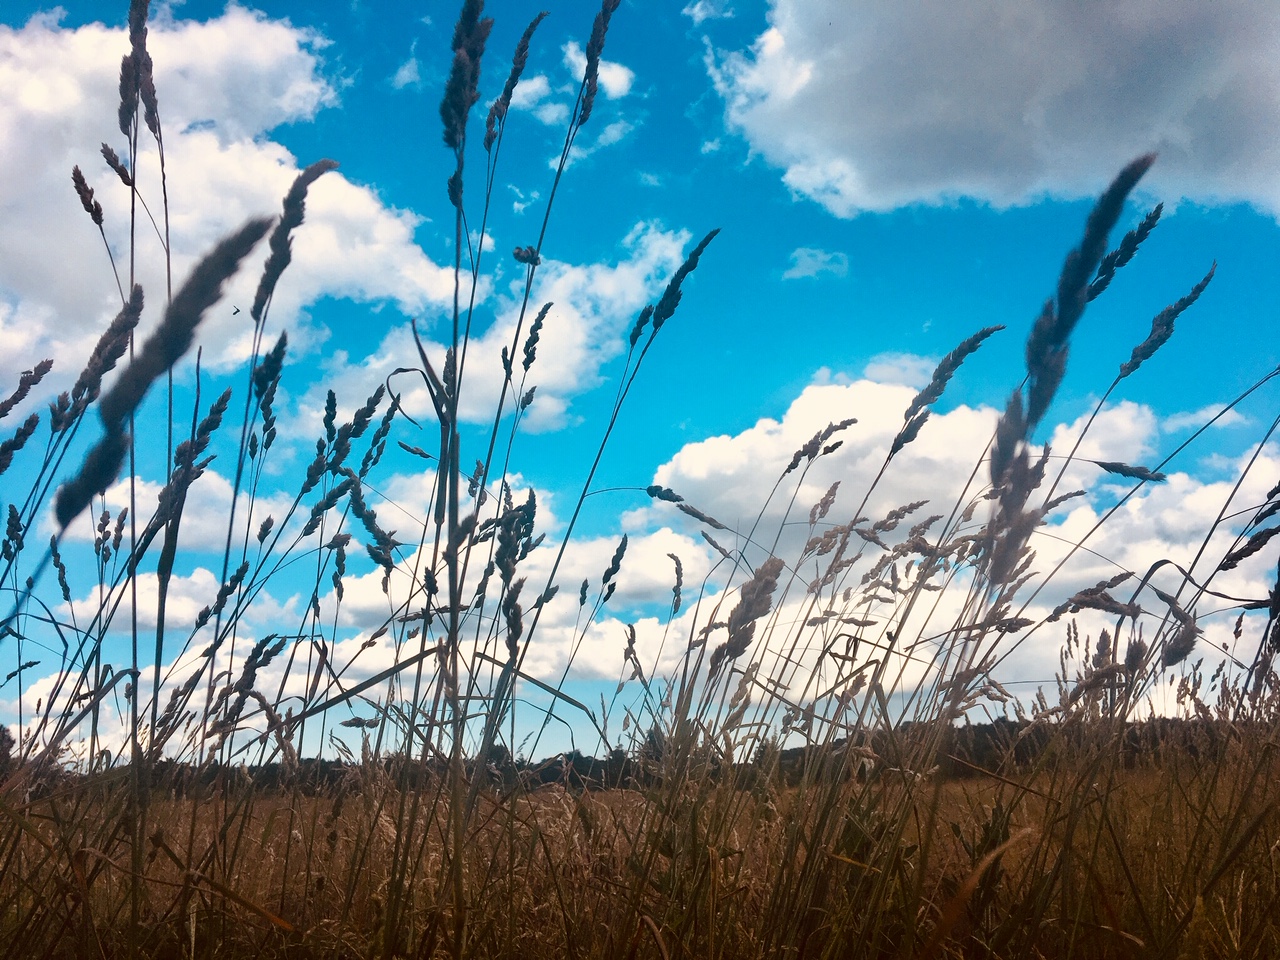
(1050, 401, 1161, 464)
(508, 74, 572, 128)
(700, 138, 721, 154)
(862, 352, 934, 389)
(1162, 405, 1247, 432)
(289, 221, 691, 435)
(509, 184, 539, 215)
(595, 120, 631, 147)
(562, 41, 635, 100)
(782, 246, 848, 280)
(510, 74, 552, 110)
(1042, 401, 1165, 500)
(441, 527, 716, 684)
(708, 0, 1280, 217)
(683, 1, 735, 26)
(649, 377, 991, 545)
(390, 41, 422, 90)
(0, 8, 453, 394)
(808, 366, 853, 387)
(57, 468, 299, 552)
(563, 119, 634, 169)
(535, 102, 571, 127)
(615, 373, 1277, 706)
(14, 375, 1276, 748)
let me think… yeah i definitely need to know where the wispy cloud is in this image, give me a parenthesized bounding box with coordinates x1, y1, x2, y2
(390, 40, 421, 90)
(509, 184, 540, 215)
(1162, 405, 1247, 432)
(782, 246, 848, 280)
(682, 1, 735, 26)
(861, 352, 934, 389)
(562, 119, 634, 169)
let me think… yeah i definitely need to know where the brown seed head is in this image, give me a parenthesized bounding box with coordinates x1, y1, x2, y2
(711, 557, 785, 679)
(440, 0, 494, 151)
(100, 219, 271, 429)
(251, 160, 338, 325)
(118, 52, 138, 136)
(71, 166, 104, 226)
(0, 359, 54, 422)
(1118, 262, 1215, 380)
(101, 143, 133, 187)
(486, 12, 548, 151)
(579, 0, 621, 127)
(71, 284, 144, 410)
(1162, 618, 1200, 667)
(1089, 203, 1162, 301)
(653, 228, 719, 331)
(54, 428, 130, 529)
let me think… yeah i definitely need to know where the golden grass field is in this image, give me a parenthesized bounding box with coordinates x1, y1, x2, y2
(4, 724, 1278, 958)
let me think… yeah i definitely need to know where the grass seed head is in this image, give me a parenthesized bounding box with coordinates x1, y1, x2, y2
(486, 12, 548, 150)
(99, 218, 271, 430)
(579, 0, 621, 127)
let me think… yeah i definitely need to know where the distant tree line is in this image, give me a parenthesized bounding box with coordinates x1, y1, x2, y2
(0, 716, 1243, 800)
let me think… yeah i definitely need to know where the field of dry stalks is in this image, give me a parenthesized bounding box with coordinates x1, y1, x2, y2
(5, 725, 1280, 958)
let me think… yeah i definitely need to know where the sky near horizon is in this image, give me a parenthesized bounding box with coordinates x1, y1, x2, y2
(2, 0, 1280, 759)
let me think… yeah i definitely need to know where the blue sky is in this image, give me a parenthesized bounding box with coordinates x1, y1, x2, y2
(3, 0, 1280, 759)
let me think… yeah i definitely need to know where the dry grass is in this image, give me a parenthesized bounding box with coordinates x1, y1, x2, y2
(6, 730, 1280, 958)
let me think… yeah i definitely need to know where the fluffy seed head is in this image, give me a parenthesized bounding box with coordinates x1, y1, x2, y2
(100, 218, 271, 429)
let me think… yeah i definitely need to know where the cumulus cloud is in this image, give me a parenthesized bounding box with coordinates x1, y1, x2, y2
(288, 221, 692, 435)
(511, 74, 552, 110)
(708, 0, 1280, 216)
(649, 377, 994, 547)
(1053, 398, 1161, 454)
(0, 8, 452, 393)
(562, 41, 635, 100)
(612, 374, 1277, 703)
(508, 74, 571, 127)
(175, 383, 1280, 703)
(535, 102, 571, 127)
(782, 246, 848, 280)
(56, 467, 300, 558)
(14, 380, 1276, 751)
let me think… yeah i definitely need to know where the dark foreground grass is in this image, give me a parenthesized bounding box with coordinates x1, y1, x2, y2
(5, 723, 1280, 959)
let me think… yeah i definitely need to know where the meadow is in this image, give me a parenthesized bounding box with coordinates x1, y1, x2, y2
(2, 1, 1280, 957)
